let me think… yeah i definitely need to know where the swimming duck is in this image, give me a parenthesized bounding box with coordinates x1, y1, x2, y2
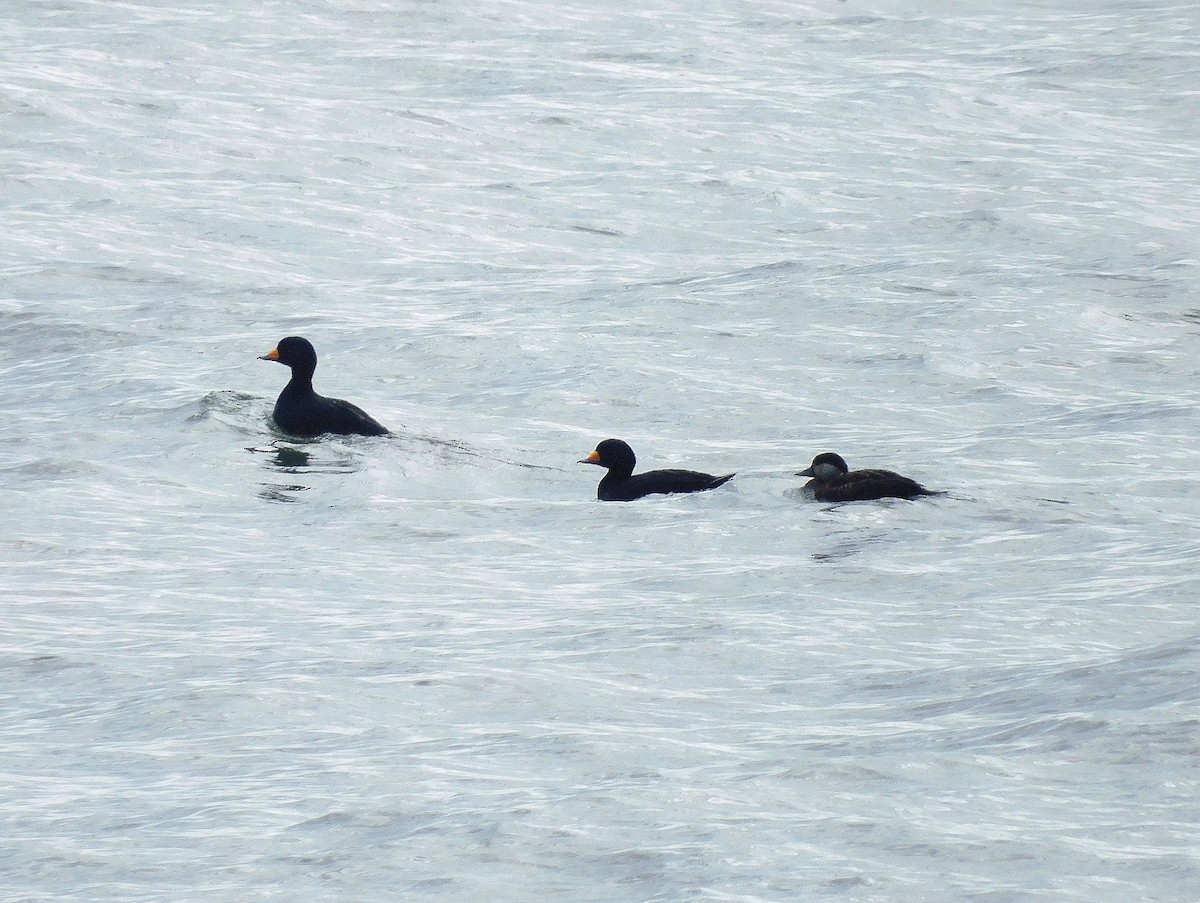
(580, 439, 734, 502)
(259, 336, 389, 437)
(797, 452, 937, 502)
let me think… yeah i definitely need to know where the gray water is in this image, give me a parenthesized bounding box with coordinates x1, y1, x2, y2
(3, 2, 1199, 900)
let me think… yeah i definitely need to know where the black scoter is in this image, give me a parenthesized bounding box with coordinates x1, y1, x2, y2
(797, 452, 937, 502)
(259, 336, 389, 437)
(580, 438, 734, 502)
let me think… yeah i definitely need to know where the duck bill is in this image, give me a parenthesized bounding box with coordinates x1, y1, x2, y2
(259, 348, 280, 361)
(579, 450, 602, 466)
(796, 466, 815, 477)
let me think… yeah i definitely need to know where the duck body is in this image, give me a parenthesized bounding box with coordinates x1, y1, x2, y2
(581, 438, 734, 502)
(797, 452, 936, 503)
(269, 379, 389, 438)
(260, 336, 389, 438)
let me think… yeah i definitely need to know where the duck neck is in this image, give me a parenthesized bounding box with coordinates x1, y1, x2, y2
(284, 367, 315, 395)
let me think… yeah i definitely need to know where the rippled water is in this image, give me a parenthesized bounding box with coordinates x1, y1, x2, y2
(3, 2, 1199, 900)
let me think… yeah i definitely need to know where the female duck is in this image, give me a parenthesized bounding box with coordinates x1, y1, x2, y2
(259, 336, 389, 437)
(797, 452, 937, 502)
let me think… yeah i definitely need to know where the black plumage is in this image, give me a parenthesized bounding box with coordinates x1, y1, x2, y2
(259, 336, 389, 437)
(797, 452, 937, 502)
(580, 439, 734, 502)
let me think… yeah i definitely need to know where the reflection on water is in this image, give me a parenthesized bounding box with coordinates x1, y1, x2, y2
(246, 441, 359, 475)
(258, 483, 309, 503)
(246, 442, 360, 502)
(265, 443, 312, 471)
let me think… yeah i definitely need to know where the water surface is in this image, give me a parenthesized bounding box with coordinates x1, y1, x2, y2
(3, 2, 1198, 900)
